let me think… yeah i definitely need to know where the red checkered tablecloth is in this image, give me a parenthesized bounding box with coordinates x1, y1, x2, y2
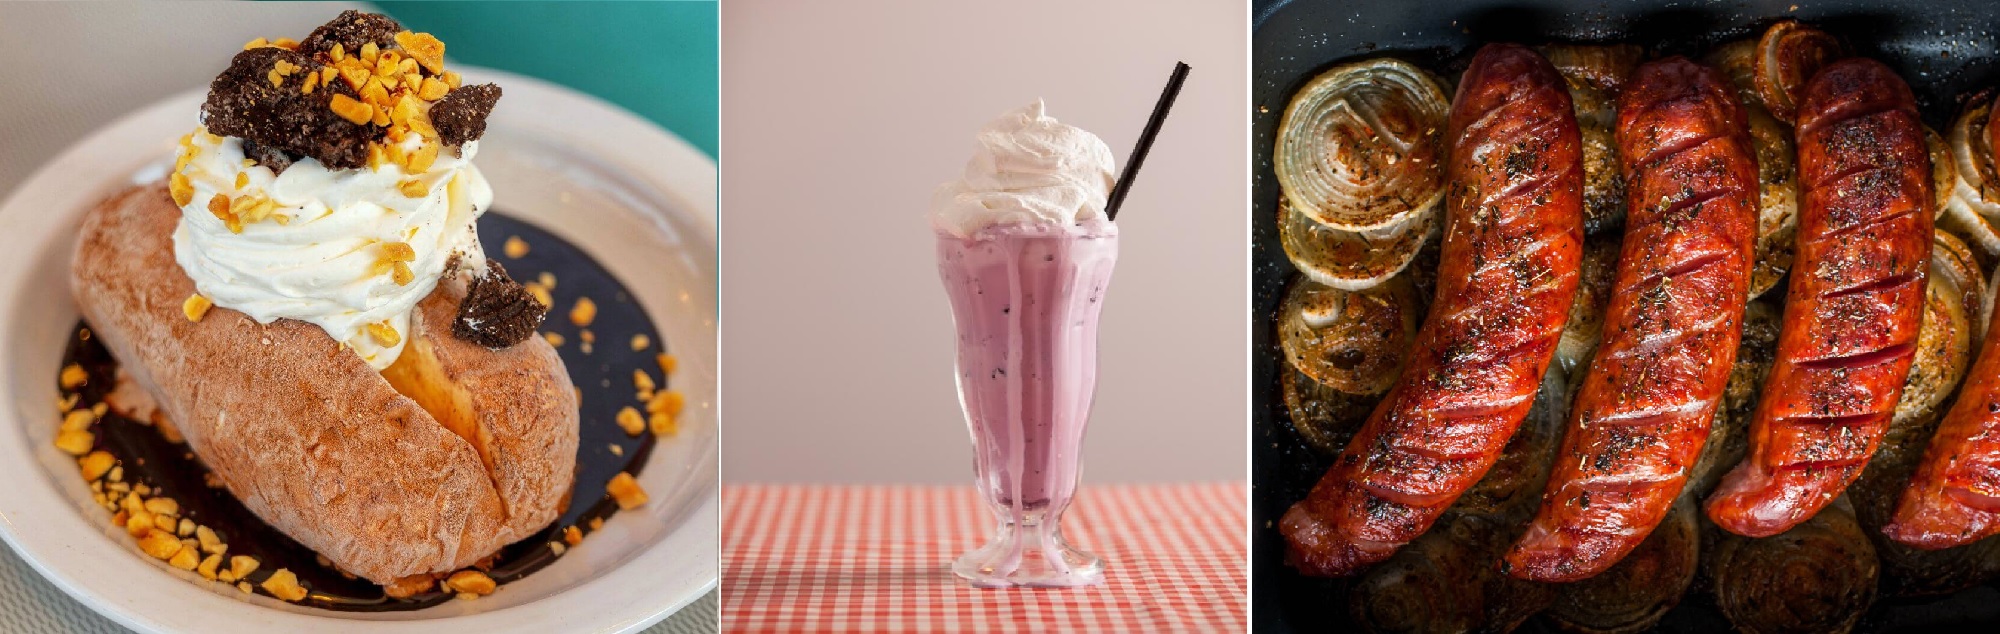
(721, 483, 1247, 633)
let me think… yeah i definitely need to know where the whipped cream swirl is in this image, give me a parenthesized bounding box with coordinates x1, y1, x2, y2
(171, 127, 492, 368)
(931, 99, 1117, 238)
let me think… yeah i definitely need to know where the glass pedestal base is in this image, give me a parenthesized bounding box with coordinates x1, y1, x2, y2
(952, 518, 1104, 588)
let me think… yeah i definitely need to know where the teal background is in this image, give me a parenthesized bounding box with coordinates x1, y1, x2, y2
(374, 1, 719, 158)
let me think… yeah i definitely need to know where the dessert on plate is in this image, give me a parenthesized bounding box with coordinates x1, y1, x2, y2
(55, 11, 666, 606)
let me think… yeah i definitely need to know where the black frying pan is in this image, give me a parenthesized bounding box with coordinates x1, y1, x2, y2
(1252, 1, 2000, 631)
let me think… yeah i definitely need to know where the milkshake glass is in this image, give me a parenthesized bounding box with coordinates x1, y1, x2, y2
(937, 218, 1117, 587)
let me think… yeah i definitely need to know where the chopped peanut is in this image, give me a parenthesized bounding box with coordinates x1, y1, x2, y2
(61, 409, 94, 431)
(367, 321, 402, 347)
(379, 241, 416, 262)
(570, 297, 598, 327)
(549, 541, 567, 555)
(589, 517, 605, 531)
(138, 529, 182, 560)
(262, 568, 309, 602)
(398, 179, 428, 198)
(228, 555, 260, 580)
(633, 369, 656, 397)
(390, 261, 415, 286)
(197, 525, 224, 554)
(650, 412, 676, 437)
(144, 497, 179, 517)
(607, 472, 648, 510)
(329, 93, 373, 126)
(60, 363, 89, 389)
(395, 31, 446, 73)
(169, 546, 200, 571)
(658, 354, 678, 376)
(197, 553, 222, 580)
(564, 525, 584, 546)
(543, 332, 565, 347)
(54, 429, 94, 455)
(78, 451, 115, 481)
(445, 570, 496, 595)
(615, 407, 644, 436)
(504, 236, 530, 258)
(183, 294, 213, 322)
(648, 390, 686, 416)
(525, 283, 553, 308)
(631, 334, 651, 351)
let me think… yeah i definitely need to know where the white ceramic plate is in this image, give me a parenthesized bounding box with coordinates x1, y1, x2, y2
(0, 68, 717, 633)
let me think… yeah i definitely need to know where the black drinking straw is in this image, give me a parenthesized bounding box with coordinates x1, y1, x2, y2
(1104, 61, 1191, 221)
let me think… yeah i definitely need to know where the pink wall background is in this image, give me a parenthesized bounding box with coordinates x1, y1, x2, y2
(720, 0, 1248, 483)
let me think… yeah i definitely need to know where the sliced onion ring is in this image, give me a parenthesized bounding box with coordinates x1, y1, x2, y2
(1754, 19, 1843, 125)
(1277, 274, 1421, 396)
(1279, 193, 1434, 290)
(1941, 95, 2000, 264)
(1748, 105, 1801, 298)
(1274, 57, 1449, 233)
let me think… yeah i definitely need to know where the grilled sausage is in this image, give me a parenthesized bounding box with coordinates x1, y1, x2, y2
(1280, 43, 1585, 576)
(1505, 57, 1759, 582)
(1705, 58, 1934, 538)
(1885, 274, 2000, 549)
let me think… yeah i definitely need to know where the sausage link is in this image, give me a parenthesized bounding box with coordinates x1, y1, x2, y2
(1280, 43, 1585, 576)
(1704, 58, 1933, 537)
(1504, 57, 1759, 582)
(1885, 268, 2000, 548)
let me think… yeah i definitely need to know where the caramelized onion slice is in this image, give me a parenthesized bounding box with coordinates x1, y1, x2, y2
(1704, 498, 1879, 634)
(1896, 230, 1984, 425)
(1279, 365, 1374, 457)
(1706, 39, 1763, 110)
(1555, 236, 1621, 373)
(1279, 194, 1434, 290)
(1748, 106, 1800, 299)
(1545, 500, 1699, 634)
(1274, 57, 1449, 233)
(1944, 95, 2000, 263)
(1277, 274, 1421, 396)
(1754, 19, 1843, 124)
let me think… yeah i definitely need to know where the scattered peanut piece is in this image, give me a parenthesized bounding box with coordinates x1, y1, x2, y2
(657, 354, 678, 376)
(169, 546, 201, 571)
(564, 525, 584, 546)
(237, 581, 253, 594)
(78, 451, 115, 481)
(228, 555, 260, 580)
(263, 568, 309, 602)
(197, 525, 225, 554)
(549, 541, 567, 555)
(589, 517, 604, 531)
(197, 553, 222, 580)
(59, 364, 88, 389)
(607, 472, 648, 510)
(445, 570, 496, 596)
(633, 370, 656, 397)
(608, 444, 624, 456)
(138, 529, 183, 560)
(648, 390, 686, 417)
(543, 332, 565, 347)
(570, 297, 597, 327)
(538, 271, 556, 288)
(649, 412, 675, 437)
(183, 294, 213, 322)
(504, 236, 530, 258)
(61, 409, 95, 432)
(630, 334, 650, 351)
(615, 407, 644, 436)
(144, 497, 180, 517)
(54, 429, 94, 455)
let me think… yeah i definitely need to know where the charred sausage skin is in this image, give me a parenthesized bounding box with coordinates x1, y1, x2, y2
(1705, 58, 1934, 538)
(1506, 57, 1759, 582)
(1885, 267, 2000, 549)
(1281, 43, 1585, 576)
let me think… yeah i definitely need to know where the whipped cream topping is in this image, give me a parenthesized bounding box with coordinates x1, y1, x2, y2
(931, 99, 1117, 238)
(171, 127, 492, 368)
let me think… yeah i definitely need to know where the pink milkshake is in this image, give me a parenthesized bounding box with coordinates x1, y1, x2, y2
(933, 100, 1118, 587)
(938, 220, 1116, 587)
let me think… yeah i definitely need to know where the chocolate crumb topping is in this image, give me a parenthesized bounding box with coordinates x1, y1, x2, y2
(195, 11, 499, 174)
(432, 84, 502, 147)
(240, 140, 297, 173)
(454, 262, 547, 348)
(297, 10, 402, 57)
(200, 47, 374, 170)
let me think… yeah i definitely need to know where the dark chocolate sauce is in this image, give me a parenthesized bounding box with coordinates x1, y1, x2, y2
(59, 212, 669, 612)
